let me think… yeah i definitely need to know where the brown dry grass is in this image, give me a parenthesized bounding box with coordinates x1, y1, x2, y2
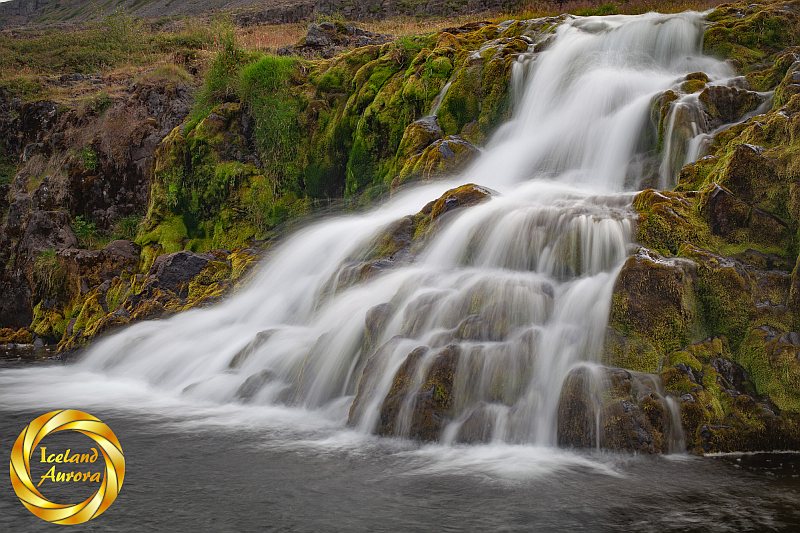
(234, 0, 727, 52)
(236, 22, 308, 51)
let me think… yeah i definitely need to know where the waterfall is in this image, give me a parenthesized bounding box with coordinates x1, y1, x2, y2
(65, 12, 730, 447)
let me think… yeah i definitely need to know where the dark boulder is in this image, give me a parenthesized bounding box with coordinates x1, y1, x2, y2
(146, 251, 215, 298)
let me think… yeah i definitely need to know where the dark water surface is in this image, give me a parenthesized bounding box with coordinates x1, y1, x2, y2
(1, 356, 800, 532)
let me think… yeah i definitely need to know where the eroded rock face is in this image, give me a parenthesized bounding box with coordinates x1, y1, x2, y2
(0, 73, 194, 340)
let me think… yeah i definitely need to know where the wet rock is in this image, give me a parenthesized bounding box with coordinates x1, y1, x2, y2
(236, 370, 276, 402)
(229, 329, 278, 369)
(396, 117, 443, 160)
(364, 303, 393, 352)
(609, 249, 697, 354)
(557, 366, 675, 454)
(395, 136, 480, 187)
(455, 404, 495, 444)
(699, 85, 762, 125)
(377, 344, 459, 441)
(425, 183, 494, 221)
(704, 184, 750, 238)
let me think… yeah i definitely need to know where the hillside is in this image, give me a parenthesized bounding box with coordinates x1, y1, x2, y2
(0, 0, 526, 28)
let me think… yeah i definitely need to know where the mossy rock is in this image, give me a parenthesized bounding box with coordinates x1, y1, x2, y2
(607, 249, 698, 365)
(394, 135, 479, 187)
(0, 327, 33, 344)
(633, 189, 711, 255)
(705, 1, 800, 73)
(662, 337, 800, 453)
(557, 366, 675, 454)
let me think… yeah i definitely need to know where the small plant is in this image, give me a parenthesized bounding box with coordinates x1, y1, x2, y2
(80, 147, 99, 172)
(33, 249, 67, 301)
(72, 215, 101, 249)
(88, 92, 113, 114)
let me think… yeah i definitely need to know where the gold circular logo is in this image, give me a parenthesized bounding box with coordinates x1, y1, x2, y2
(9, 409, 125, 525)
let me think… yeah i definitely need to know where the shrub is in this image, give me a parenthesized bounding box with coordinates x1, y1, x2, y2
(72, 215, 101, 249)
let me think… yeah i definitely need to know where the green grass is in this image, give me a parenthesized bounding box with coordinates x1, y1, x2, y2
(111, 214, 143, 241)
(71, 215, 103, 249)
(239, 55, 304, 187)
(33, 249, 67, 300)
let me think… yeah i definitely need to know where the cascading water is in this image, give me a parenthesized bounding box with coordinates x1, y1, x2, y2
(29, 13, 737, 448)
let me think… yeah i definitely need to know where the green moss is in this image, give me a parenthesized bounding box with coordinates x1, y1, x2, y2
(681, 79, 706, 94)
(105, 278, 131, 311)
(30, 302, 67, 341)
(316, 66, 347, 93)
(72, 291, 106, 335)
(603, 330, 662, 373)
(633, 190, 711, 256)
(138, 215, 188, 253)
(682, 247, 755, 350)
(738, 328, 800, 413)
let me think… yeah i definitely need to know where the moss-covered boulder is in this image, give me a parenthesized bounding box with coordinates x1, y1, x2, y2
(605, 249, 698, 373)
(704, 0, 800, 82)
(394, 136, 479, 187)
(661, 337, 800, 453)
(53, 247, 258, 351)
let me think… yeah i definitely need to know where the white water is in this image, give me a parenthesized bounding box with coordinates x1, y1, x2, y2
(3, 13, 735, 451)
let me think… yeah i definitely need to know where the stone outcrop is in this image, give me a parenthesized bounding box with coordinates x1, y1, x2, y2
(603, 0, 800, 452)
